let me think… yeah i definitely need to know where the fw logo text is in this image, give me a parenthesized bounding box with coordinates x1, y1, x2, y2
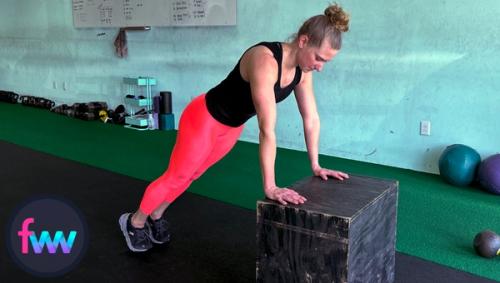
(17, 218, 77, 254)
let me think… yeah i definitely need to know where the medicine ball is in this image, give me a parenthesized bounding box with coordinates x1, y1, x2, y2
(438, 144, 481, 187)
(477, 154, 500, 195)
(473, 230, 500, 258)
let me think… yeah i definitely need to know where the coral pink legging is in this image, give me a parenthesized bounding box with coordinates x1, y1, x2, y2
(139, 94, 244, 215)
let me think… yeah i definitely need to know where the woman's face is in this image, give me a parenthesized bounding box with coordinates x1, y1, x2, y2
(297, 35, 338, 72)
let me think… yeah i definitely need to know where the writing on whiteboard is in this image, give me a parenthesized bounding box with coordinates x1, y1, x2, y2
(73, 0, 237, 28)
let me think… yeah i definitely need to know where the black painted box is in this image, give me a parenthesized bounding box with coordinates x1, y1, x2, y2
(256, 175, 398, 283)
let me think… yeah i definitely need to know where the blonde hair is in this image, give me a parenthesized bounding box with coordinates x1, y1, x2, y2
(293, 3, 350, 49)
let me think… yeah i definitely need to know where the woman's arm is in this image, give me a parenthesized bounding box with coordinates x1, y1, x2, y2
(248, 53, 278, 193)
(244, 48, 306, 205)
(294, 72, 349, 180)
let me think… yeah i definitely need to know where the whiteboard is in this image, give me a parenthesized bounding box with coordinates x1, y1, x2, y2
(72, 0, 237, 28)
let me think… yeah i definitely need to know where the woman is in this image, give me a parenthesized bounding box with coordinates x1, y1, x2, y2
(120, 4, 350, 252)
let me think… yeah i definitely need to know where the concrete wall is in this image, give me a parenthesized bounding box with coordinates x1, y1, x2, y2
(1, 0, 498, 173)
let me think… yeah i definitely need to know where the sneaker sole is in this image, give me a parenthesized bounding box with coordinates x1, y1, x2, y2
(145, 221, 170, 244)
(118, 213, 150, 252)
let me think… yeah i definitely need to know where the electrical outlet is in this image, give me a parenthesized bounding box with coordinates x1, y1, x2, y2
(62, 82, 67, 91)
(420, 120, 431, 136)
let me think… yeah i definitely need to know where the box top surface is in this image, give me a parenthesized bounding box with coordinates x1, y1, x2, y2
(258, 175, 397, 219)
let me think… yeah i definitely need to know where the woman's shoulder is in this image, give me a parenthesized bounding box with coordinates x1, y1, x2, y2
(248, 43, 274, 56)
(243, 44, 277, 68)
(238, 47, 277, 84)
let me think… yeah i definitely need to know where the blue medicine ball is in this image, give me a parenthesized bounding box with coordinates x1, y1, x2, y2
(438, 144, 481, 187)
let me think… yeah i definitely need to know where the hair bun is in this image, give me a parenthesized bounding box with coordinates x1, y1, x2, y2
(324, 4, 350, 32)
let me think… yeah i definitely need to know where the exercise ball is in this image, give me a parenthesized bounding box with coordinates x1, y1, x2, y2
(477, 154, 500, 195)
(438, 144, 481, 187)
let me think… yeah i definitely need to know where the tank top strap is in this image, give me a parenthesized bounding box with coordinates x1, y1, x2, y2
(254, 42, 283, 84)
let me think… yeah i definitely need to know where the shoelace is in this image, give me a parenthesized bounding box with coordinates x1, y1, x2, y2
(152, 218, 169, 236)
(134, 229, 150, 246)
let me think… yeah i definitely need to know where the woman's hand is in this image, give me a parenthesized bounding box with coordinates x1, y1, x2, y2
(265, 186, 307, 205)
(313, 167, 349, 181)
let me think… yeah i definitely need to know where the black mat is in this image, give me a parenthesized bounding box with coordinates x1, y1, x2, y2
(0, 140, 497, 283)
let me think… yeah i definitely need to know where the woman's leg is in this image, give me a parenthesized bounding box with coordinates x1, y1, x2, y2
(149, 123, 244, 220)
(132, 95, 243, 226)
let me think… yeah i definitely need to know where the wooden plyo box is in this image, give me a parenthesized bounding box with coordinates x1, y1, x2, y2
(256, 175, 398, 283)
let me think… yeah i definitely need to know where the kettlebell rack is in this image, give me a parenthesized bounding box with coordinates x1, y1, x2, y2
(123, 76, 156, 130)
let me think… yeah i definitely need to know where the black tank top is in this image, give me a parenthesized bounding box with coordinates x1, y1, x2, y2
(205, 42, 302, 127)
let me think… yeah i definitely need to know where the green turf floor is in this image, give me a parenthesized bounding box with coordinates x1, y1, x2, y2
(1, 103, 499, 281)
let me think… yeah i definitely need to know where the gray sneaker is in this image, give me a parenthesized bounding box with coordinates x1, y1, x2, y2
(146, 215, 171, 244)
(119, 213, 153, 252)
